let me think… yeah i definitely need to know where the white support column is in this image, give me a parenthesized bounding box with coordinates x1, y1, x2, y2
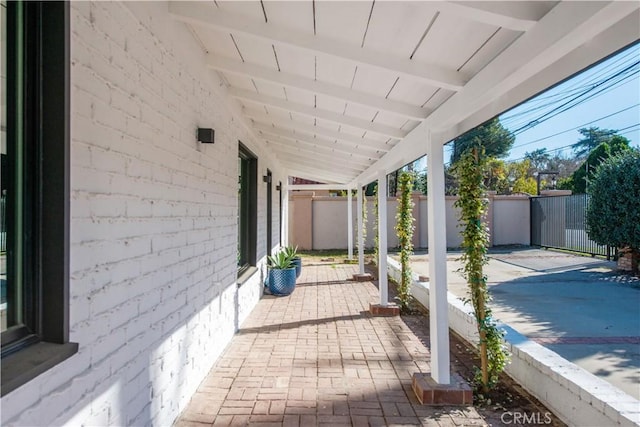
(426, 135, 451, 385)
(377, 171, 388, 307)
(283, 183, 289, 247)
(357, 185, 365, 274)
(347, 188, 354, 260)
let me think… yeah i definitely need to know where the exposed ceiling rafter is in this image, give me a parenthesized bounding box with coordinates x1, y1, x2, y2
(285, 164, 355, 183)
(254, 122, 389, 154)
(247, 110, 396, 151)
(437, 1, 540, 32)
(275, 152, 364, 173)
(263, 136, 375, 165)
(207, 55, 430, 120)
(168, 1, 467, 91)
(230, 87, 408, 139)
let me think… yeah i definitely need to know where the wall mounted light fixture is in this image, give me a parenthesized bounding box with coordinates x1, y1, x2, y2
(263, 175, 272, 184)
(197, 128, 215, 144)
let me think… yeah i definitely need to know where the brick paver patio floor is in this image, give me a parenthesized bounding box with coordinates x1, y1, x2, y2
(175, 262, 486, 426)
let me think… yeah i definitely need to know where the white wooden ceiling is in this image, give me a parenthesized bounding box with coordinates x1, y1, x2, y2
(169, 1, 640, 186)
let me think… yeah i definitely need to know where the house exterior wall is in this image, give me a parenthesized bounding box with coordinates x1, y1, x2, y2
(1, 2, 282, 426)
(292, 194, 531, 250)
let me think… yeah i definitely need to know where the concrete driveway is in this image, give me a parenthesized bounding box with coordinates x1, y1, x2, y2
(403, 247, 640, 400)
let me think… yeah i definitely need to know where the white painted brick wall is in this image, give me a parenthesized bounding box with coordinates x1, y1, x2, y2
(1, 2, 284, 426)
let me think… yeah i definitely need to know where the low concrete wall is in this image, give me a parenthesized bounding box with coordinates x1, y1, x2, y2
(387, 258, 640, 427)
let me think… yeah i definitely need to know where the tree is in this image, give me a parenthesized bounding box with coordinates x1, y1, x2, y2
(508, 160, 538, 194)
(570, 136, 630, 193)
(546, 152, 581, 180)
(586, 148, 640, 264)
(450, 118, 515, 165)
(524, 148, 551, 171)
(572, 127, 618, 158)
(485, 158, 509, 193)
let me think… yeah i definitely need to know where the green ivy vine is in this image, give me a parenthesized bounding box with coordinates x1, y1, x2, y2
(394, 171, 415, 312)
(452, 149, 509, 393)
(361, 186, 368, 256)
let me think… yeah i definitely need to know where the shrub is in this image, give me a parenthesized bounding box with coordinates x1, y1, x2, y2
(586, 148, 640, 252)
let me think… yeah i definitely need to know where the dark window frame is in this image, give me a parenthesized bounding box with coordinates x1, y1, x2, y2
(1, 1, 76, 397)
(238, 143, 257, 276)
(266, 169, 272, 260)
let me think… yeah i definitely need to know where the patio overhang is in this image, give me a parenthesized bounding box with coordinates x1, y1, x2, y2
(169, 0, 639, 186)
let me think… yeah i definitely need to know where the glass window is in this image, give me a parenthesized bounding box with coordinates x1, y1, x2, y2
(237, 144, 257, 274)
(1, 1, 75, 397)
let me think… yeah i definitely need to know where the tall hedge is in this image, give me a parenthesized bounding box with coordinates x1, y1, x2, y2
(586, 148, 640, 251)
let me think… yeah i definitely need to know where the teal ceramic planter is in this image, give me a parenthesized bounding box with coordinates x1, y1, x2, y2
(268, 267, 296, 295)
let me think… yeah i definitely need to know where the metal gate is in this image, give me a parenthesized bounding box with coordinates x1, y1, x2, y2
(530, 194, 614, 258)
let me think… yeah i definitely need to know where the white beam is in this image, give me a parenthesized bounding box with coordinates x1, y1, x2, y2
(264, 134, 374, 164)
(277, 149, 363, 171)
(208, 56, 429, 120)
(169, 1, 466, 91)
(426, 133, 450, 385)
(347, 189, 354, 260)
(377, 171, 388, 307)
(265, 138, 374, 167)
(438, 1, 539, 32)
(289, 184, 349, 191)
(275, 152, 364, 174)
(286, 166, 352, 184)
(255, 121, 390, 154)
(284, 162, 354, 181)
(248, 111, 395, 152)
(231, 88, 408, 139)
(357, 185, 365, 274)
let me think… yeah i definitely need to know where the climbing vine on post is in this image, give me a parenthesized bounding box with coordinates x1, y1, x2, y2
(394, 171, 415, 312)
(361, 186, 368, 256)
(453, 148, 509, 394)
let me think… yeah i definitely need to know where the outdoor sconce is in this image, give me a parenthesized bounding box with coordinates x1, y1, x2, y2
(276, 183, 281, 191)
(263, 175, 272, 184)
(197, 128, 215, 144)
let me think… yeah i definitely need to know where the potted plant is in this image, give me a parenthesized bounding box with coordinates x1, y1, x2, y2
(283, 245, 302, 278)
(267, 250, 297, 296)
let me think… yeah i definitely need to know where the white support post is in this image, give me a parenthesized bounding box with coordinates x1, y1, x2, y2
(357, 185, 365, 274)
(426, 135, 451, 385)
(283, 183, 289, 247)
(347, 188, 354, 260)
(377, 171, 388, 307)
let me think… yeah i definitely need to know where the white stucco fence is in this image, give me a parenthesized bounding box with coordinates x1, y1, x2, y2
(291, 194, 532, 250)
(387, 258, 640, 427)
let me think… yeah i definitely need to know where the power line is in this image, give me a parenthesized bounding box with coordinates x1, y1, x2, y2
(509, 103, 640, 150)
(510, 61, 640, 134)
(500, 50, 640, 131)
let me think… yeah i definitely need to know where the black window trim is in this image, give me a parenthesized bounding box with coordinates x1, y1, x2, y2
(237, 143, 257, 276)
(1, 1, 77, 397)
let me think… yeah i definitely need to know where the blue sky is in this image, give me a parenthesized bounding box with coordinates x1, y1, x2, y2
(501, 42, 640, 162)
(440, 42, 640, 166)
